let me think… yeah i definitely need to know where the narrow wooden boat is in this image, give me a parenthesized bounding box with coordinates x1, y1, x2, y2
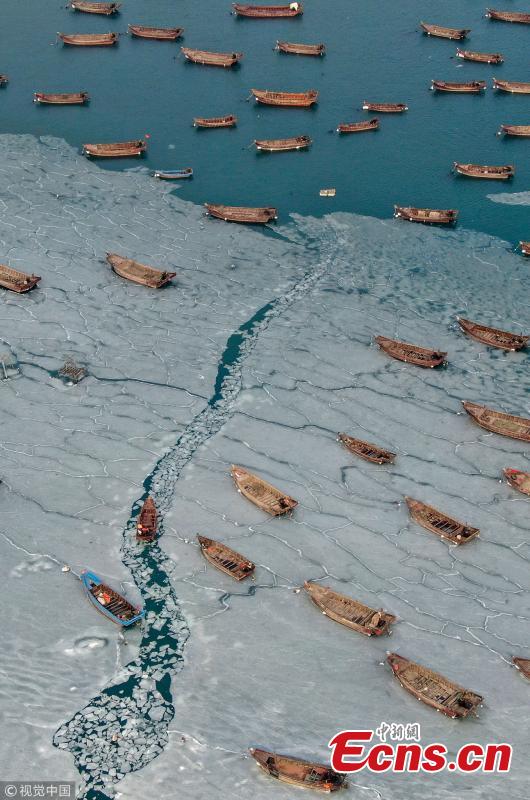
(58, 358, 86, 383)
(394, 205, 458, 225)
(181, 47, 243, 67)
(337, 432, 395, 464)
(462, 401, 530, 442)
(80, 570, 144, 626)
(387, 653, 483, 718)
(499, 124, 530, 137)
(513, 657, 530, 679)
(137, 496, 157, 542)
(83, 140, 146, 157)
(405, 497, 479, 545)
(519, 241, 530, 255)
(153, 168, 193, 179)
(319, 188, 336, 197)
(250, 749, 345, 792)
(254, 135, 311, 151)
(197, 535, 255, 580)
(457, 317, 528, 350)
(453, 162, 514, 179)
(276, 41, 325, 56)
(431, 80, 486, 93)
(304, 581, 395, 636)
(0, 265, 41, 293)
(193, 115, 237, 128)
(337, 118, 379, 133)
(456, 48, 503, 64)
(504, 468, 530, 496)
(362, 101, 407, 112)
(376, 335, 447, 368)
(0, 75, 9, 87)
(34, 91, 89, 104)
(493, 78, 530, 94)
(106, 253, 176, 288)
(233, 4, 303, 18)
(252, 89, 318, 107)
(231, 464, 297, 515)
(69, 1, 120, 14)
(128, 25, 184, 40)
(486, 9, 530, 24)
(205, 204, 277, 223)
(58, 32, 118, 46)
(420, 22, 470, 40)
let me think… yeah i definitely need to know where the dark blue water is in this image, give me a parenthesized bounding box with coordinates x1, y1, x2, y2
(3, 0, 530, 242)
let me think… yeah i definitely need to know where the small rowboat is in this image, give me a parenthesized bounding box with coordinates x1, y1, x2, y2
(193, 115, 237, 128)
(68, 1, 120, 14)
(387, 653, 483, 718)
(456, 48, 503, 64)
(431, 80, 486, 93)
(58, 33, 118, 46)
(362, 101, 407, 112)
(137, 496, 157, 542)
(233, 4, 303, 17)
(337, 432, 395, 464)
(106, 253, 176, 288)
(394, 205, 458, 225)
(276, 41, 325, 56)
(420, 22, 470, 40)
(251, 89, 318, 107)
(405, 497, 479, 545)
(254, 135, 311, 151)
(376, 335, 447, 368)
(0, 75, 9, 86)
(337, 118, 379, 133)
(197, 535, 255, 580)
(519, 241, 530, 255)
(504, 468, 530, 496)
(499, 124, 530, 137)
(34, 91, 89, 104)
(250, 749, 345, 792)
(486, 9, 530, 24)
(205, 204, 277, 223)
(457, 318, 528, 350)
(513, 657, 530, 679)
(231, 464, 297, 515)
(453, 162, 514, 180)
(0, 265, 41, 293)
(462, 401, 530, 442)
(153, 168, 193, 179)
(81, 570, 144, 626)
(493, 78, 530, 94)
(128, 25, 184, 40)
(304, 581, 395, 636)
(83, 140, 146, 157)
(181, 47, 243, 67)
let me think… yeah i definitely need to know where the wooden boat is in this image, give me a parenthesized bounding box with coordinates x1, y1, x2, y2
(69, 1, 120, 14)
(250, 749, 345, 792)
(519, 241, 530, 255)
(493, 78, 530, 94)
(319, 188, 336, 197)
(58, 33, 118, 46)
(276, 41, 325, 56)
(337, 432, 395, 464)
(504, 468, 530, 496)
(486, 9, 530, 24)
(462, 401, 530, 442)
(83, 140, 146, 157)
(337, 118, 379, 133)
(457, 317, 528, 350)
(362, 101, 407, 112)
(499, 124, 530, 137)
(34, 91, 89, 104)
(456, 48, 503, 64)
(394, 205, 458, 225)
(387, 653, 483, 718)
(106, 253, 176, 288)
(254, 135, 311, 151)
(153, 168, 193, 179)
(0, 265, 41, 293)
(231, 464, 297, 515)
(251, 89, 318, 107)
(376, 335, 447, 368)
(205, 204, 277, 223)
(128, 25, 184, 40)
(431, 80, 486, 93)
(453, 162, 513, 180)
(181, 47, 243, 67)
(304, 581, 395, 636)
(405, 497, 479, 545)
(137, 496, 157, 542)
(513, 657, 530, 679)
(0, 75, 8, 87)
(81, 570, 144, 626)
(193, 115, 237, 128)
(58, 358, 86, 383)
(420, 22, 470, 40)
(197, 535, 255, 580)
(233, 4, 303, 18)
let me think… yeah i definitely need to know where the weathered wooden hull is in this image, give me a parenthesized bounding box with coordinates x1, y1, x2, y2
(394, 205, 457, 224)
(34, 92, 89, 104)
(197, 535, 255, 580)
(504, 469, 530, 496)
(0, 265, 41, 293)
(338, 432, 395, 464)
(462, 401, 530, 442)
(486, 9, 530, 24)
(499, 125, 530, 137)
(69, 1, 120, 14)
(457, 317, 528, 350)
(304, 582, 395, 636)
(519, 241, 530, 255)
(58, 33, 118, 46)
(154, 169, 193, 179)
(421, 22, 470, 40)
(431, 80, 486, 93)
(337, 119, 379, 133)
(83, 141, 146, 157)
(137, 497, 157, 542)
(362, 102, 407, 112)
(233, 4, 303, 17)
(493, 79, 530, 94)
(106, 253, 176, 288)
(276, 41, 325, 55)
(456, 48, 503, 64)
(405, 497, 479, 544)
(231, 464, 297, 514)
(193, 116, 237, 128)
(376, 335, 447, 367)
(513, 657, 530, 679)
(250, 749, 345, 792)
(182, 48, 243, 66)
(254, 135, 311, 151)
(81, 570, 144, 626)
(205, 204, 277, 223)
(453, 162, 513, 179)
(252, 89, 318, 106)
(129, 25, 183, 40)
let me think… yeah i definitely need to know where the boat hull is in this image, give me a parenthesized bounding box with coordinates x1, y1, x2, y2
(81, 570, 144, 626)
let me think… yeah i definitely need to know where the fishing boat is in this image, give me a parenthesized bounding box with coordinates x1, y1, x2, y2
(249, 749, 345, 792)
(519, 241, 530, 255)
(493, 78, 530, 94)
(499, 124, 530, 137)
(513, 657, 530, 680)
(193, 115, 237, 128)
(453, 162, 514, 180)
(0, 75, 9, 86)
(233, 4, 303, 18)
(276, 41, 325, 56)
(456, 48, 503, 64)
(137, 496, 157, 542)
(462, 401, 530, 442)
(457, 318, 528, 350)
(231, 464, 297, 515)
(0, 265, 41, 293)
(420, 22, 470, 40)
(375, 335, 447, 368)
(58, 33, 118, 46)
(362, 101, 407, 112)
(304, 582, 395, 636)
(251, 89, 318, 107)
(83, 140, 146, 157)
(34, 91, 89, 104)
(153, 168, 193, 179)
(431, 80, 486, 93)
(58, 358, 86, 383)
(337, 432, 395, 464)
(254, 135, 311, 151)
(68, 1, 120, 14)
(205, 204, 277, 223)
(319, 188, 336, 197)
(197, 535, 255, 580)
(80, 570, 144, 626)
(337, 118, 379, 133)
(387, 653, 483, 718)
(504, 468, 530, 496)
(486, 9, 530, 24)
(181, 47, 243, 67)
(394, 205, 458, 225)
(128, 25, 184, 40)
(106, 253, 176, 288)
(405, 497, 479, 545)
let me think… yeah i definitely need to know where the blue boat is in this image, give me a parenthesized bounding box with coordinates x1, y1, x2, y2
(81, 570, 144, 626)
(153, 168, 193, 180)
